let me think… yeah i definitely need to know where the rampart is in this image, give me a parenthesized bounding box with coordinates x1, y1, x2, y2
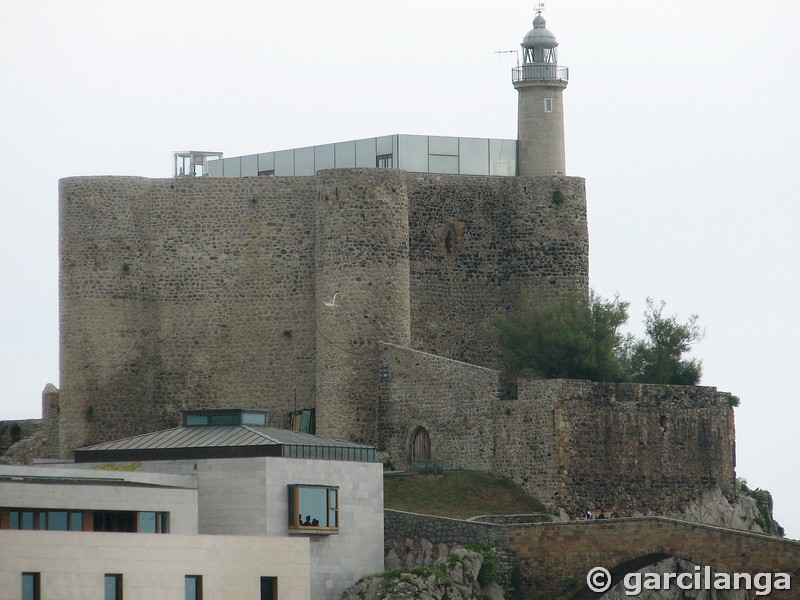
(377, 344, 735, 514)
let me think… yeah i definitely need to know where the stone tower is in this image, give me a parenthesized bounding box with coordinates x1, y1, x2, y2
(314, 169, 411, 444)
(514, 9, 569, 176)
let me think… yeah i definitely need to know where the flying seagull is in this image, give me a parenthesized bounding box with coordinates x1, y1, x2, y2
(323, 291, 339, 307)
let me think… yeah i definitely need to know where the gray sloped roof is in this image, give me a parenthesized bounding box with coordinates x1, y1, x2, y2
(74, 425, 375, 463)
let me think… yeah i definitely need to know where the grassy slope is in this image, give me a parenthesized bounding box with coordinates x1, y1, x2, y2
(383, 470, 548, 520)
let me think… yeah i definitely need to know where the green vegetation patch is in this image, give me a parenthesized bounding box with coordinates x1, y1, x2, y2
(384, 470, 547, 519)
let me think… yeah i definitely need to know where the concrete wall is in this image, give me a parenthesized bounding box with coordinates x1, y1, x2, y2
(187, 456, 384, 600)
(0, 530, 310, 600)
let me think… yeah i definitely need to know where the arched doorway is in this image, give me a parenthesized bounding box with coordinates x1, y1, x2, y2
(411, 426, 431, 465)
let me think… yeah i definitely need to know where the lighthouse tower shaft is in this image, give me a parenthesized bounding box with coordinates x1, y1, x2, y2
(513, 12, 569, 177)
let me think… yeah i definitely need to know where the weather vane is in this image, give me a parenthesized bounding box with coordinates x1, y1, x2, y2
(534, 2, 546, 14)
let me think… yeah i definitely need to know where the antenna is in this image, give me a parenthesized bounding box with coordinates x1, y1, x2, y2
(495, 48, 520, 68)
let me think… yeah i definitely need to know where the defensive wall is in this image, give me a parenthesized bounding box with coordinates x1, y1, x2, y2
(55, 169, 587, 455)
(384, 510, 800, 599)
(378, 344, 735, 515)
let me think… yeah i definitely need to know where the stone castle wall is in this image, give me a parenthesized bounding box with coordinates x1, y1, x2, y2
(57, 170, 588, 454)
(59, 175, 319, 453)
(406, 174, 588, 369)
(377, 343, 735, 514)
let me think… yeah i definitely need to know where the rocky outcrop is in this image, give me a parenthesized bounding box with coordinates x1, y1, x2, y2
(341, 547, 505, 600)
(663, 484, 783, 536)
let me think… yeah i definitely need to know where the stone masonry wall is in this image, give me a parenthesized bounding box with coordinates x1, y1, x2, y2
(58, 170, 587, 455)
(378, 343, 499, 472)
(406, 174, 588, 371)
(59, 176, 318, 454)
(550, 381, 736, 516)
(378, 348, 735, 516)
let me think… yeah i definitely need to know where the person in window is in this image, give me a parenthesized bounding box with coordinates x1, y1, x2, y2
(303, 516, 312, 526)
(311, 518, 319, 526)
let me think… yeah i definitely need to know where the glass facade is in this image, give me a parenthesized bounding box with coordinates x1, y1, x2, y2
(206, 134, 517, 178)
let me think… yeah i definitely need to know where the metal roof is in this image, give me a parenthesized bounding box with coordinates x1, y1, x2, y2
(74, 425, 376, 463)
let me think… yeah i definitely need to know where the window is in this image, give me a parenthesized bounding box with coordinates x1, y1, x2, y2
(288, 485, 339, 532)
(544, 98, 553, 112)
(105, 574, 122, 600)
(185, 575, 202, 600)
(7, 509, 82, 531)
(376, 154, 393, 168)
(261, 577, 278, 600)
(21, 573, 40, 600)
(93, 511, 168, 533)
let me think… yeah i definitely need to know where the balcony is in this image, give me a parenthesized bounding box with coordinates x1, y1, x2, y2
(512, 65, 569, 83)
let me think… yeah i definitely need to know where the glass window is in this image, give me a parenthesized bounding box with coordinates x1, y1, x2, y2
(240, 154, 258, 177)
(70, 512, 84, 531)
(294, 147, 315, 176)
(376, 135, 393, 156)
(209, 413, 239, 426)
(207, 159, 223, 178)
(22, 573, 40, 600)
(544, 97, 553, 113)
(105, 574, 122, 600)
(261, 577, 277, 600)
(397, 135, 429, 172)
(258, 152, 275, 173)
(355, 138, 377, 168)
(288, 485, 339, 531)
(315, 144, 335, 172)
(459, 137, 489, 175)
(489, 139, 517, 176)
(429, 155, 459, 174)
(334, 141, 356, 168)
(428, 135, 458, 156)
(185, 414, 208, 426)
(45, 511, 68, 531)
(185, 575, 202, 600)
(222, 158, 241, 178)
(242, 412, 267, 426)
(274, 150, 294, 176)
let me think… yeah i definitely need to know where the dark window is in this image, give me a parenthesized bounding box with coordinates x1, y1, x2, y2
(21, 573, 40, 600)
(288, 485, 339, 532)
(376, 154, 393, 168)
(258, 170, 275, 177)
(261, 577, 278, 600)
(105, 574, 122, 600)
(7, 509, 82, 531)
(185, 575, 202, 600)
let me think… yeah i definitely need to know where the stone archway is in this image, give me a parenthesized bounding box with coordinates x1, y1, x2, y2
(411, 426, 431, 465)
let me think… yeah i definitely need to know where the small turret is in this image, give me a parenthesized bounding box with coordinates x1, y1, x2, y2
(513, 8, 569, 177)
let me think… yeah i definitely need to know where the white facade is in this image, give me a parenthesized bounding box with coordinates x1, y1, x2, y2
(0, 530, 310, 600)
(1, 453, 383, 600)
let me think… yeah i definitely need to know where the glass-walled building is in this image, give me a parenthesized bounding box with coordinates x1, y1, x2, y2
(206, 134, 517, 178)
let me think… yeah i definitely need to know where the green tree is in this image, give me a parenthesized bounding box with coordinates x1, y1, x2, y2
(623, 298, 704, 385)
(494, 291, 629, 382)
(495, 293, 704, 385)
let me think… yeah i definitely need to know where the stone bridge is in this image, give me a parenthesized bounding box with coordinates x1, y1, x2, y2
(508, 517, 800, 599)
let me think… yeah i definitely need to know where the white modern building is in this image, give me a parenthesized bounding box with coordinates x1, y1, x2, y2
(0, 409, 384, 600)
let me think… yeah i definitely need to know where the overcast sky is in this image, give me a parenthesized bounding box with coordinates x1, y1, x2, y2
(1, 0, 798, 538)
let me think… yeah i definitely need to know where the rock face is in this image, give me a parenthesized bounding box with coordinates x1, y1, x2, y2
(340, 548, 504, 600)
(665, 485, 783, 536)
(601, 558, 755, 600)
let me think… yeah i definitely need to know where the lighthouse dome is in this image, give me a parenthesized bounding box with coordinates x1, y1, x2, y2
(522, 14, 558, 48)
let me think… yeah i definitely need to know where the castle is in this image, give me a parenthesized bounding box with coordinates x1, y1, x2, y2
(11, 9, 736, 517)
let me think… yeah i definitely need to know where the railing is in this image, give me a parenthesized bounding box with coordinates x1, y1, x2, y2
(512, 64, 569, 83)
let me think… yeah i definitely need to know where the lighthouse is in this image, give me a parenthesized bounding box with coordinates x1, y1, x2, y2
(513, 7, 569, 176)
